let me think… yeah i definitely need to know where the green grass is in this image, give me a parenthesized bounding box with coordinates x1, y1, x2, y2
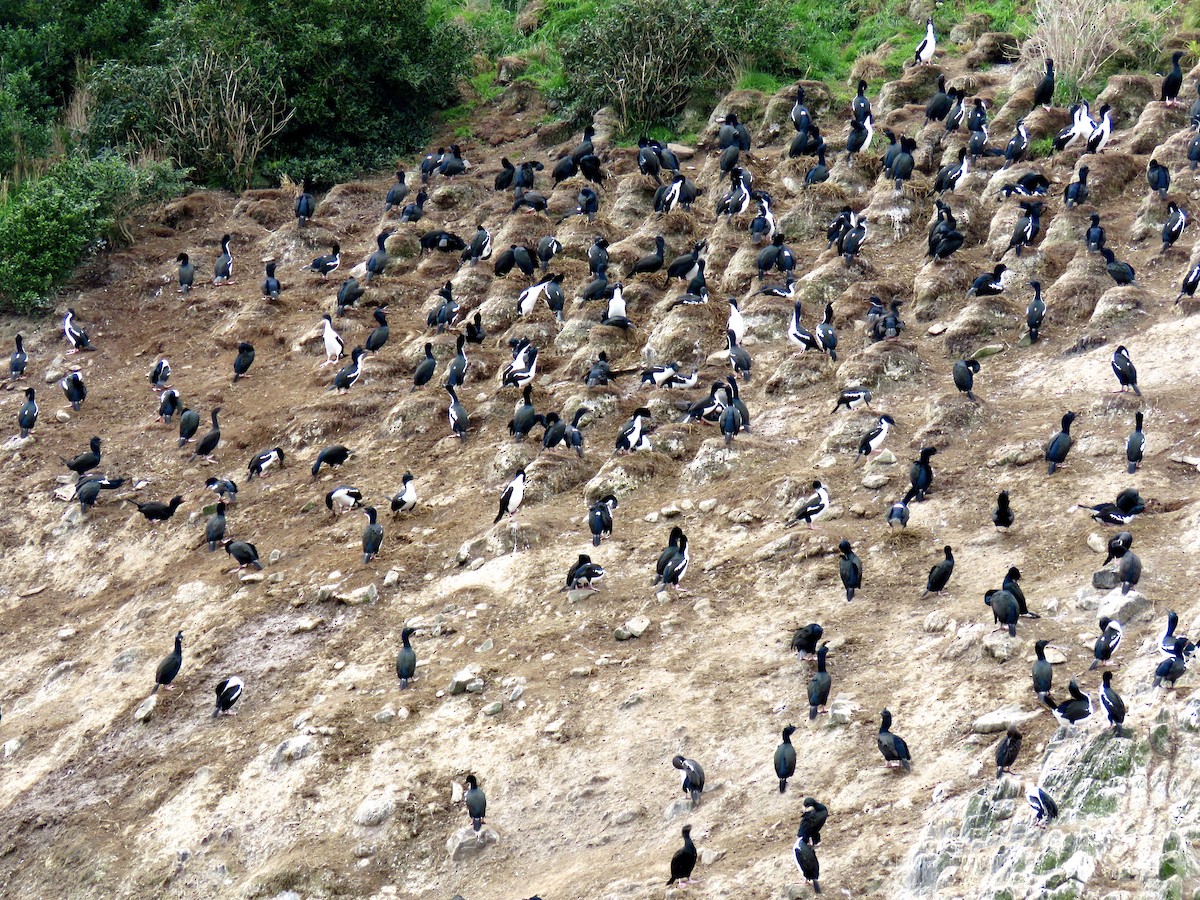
(469, 69, 504, 102)
(736, 71, 784, 93)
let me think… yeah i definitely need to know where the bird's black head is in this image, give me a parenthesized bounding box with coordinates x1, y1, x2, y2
(838, 539, 852, 554)
(803, 796, 817, 808)
(402, 626, 417, 640)
(943, 545, 953, 557)
(1102, 670, 1113, 684)
(177, 252, 189, 263)
(1006, 566, 1020, 581)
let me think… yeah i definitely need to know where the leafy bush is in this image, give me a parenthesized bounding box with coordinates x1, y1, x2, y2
(0, 153, 183, 312)
(560, 0, 793, 133)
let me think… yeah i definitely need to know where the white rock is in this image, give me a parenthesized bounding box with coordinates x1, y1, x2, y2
(829, 698, 854, 724)
(450, 666, 481, 694)
(53, 485, 75, 502)
(1097, 589, 1150, 625)
(446, 825, 499, 860)
(374, 708, 395, 724)
(923, 611, 949, 633)
(292, 616, 325, 633)
(352, 795, 395, 827)
(57, 627, 76, 640)
(451, 781, 464, 803)
(862, 473, 891, 489)
(982, 631, 1018, 661)
(383, 569, 400, 587)
(133, 695, 158, 723)
(1086, 532, 1109, 554)
(55, 410, 71, 423)
(972, 705, 1041, 734)
(624, 615, 651, 637)
(698, 499, 719, 513)
(272, 735, 314, 766)
(1061, 851, 1096, 883)
(875, 449, 897, 464)
(3, 738, 23, 758)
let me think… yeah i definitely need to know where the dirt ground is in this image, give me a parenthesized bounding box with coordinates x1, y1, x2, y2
(1, 48, 1199, 900)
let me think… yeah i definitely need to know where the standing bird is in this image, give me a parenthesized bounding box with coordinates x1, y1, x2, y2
(17, 388, 37, 438)
(261, 262, 280, 299)
(786, 481, 831, 529)
(808, 643, 832, 720)
(1033, 58, 1055, 108)
(295, 178, 315, 227)
(411, 343, 436, 391)
(774, 725, 797, 793)
(464, 775, 486, 832)
(877, 709, 912, 771)
(366, 232, 392, 282)
(1027, 785, 1059, 828)
(1032, 639, 1054, 707)
(1063, 166, 1089, 208)
(390, 472, 418, 516)
(336, 276, 364, 315)
(953, 359, 982, 402)
(63, 436, 102, 474)
(563, 554, 605, 591)
(247, 447, 285, 479)
(967, 264, 1006, 297)
(855, 414, 894, 463)
(985, 589, 1020, 637)
(225, 540, 261, 570)
(1162, 202, 1187, 253)
(305, 243, 341, 278)
(205, 501, 226, 551)
(212, 677, 243, 717)
(909, 447, 937, 501)
(193, 407, 221, 461)
(616, 407, 652, 453)
(838, 540, 861, 601)
(1111, 345, 1140, 395)
(61, 372, 87, 411)
(233, 342, 255, 382)
(1100, 671, 1126, 735)
(1105, 531, 1133, 566)
(993, 494, 1012, 528)
(1127, 412, 1145, 474)
(924, 546, 955, 597)
(1101, 248, 1137, 286)
(153, 631, 183, 693)
(1086, 214, 1106, 253)
(361, 507, 383, 564)
(667, 826, 698, 886)
(1118, 550, 1141, 595)
(176, 253, 195, 293)
(1159, 611, 1196, 658)
(1045, 412, 1076, 474)
(384, 171, 408, 211)
(588, 495, 618, 546)
(62, 309, 94, 353)
(914, 16, 936, 65)
(1025, 280, 1046, 343)
(127, 495, 185, 524)
(365, 308, 389, 354)
(793, 840, 821, 895)
(1154, 639, 1189, 688)
(8, 334, 26, 379)
(887, 494, 912, 529)
(1147, 159, 1171, 199)
(995, 726, 1022, 778)
(797, 797, 828, 846)
(396, 627, 417, 688)
(791, 623, 824, 659)
(1162, 50, 1185, 105)
(213, 234, 234, 285)
(447, 385, 468, 441)
(321, 314, 346, 366)
(672, 755, 705, 809)
(494, 470, 526, 523)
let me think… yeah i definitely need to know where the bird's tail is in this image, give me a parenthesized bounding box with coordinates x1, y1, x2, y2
(252, 560, 263, 570)
(1128, 462, 1137, 474)
(1132, 385, 1141, 396)
(1008, 622, 1017, 637)
(208, 541, 217, 552)
(593, 533, 601, 547)
(1121, 583, 1131, 595)
(363, 553, 372, 565)
(690, 789, 702, 808)
(1047, 462, 1057, 474)
(847, 588, 855, 602)
(812, 880, 821, 894)
(1089, 658, 1099, 670)
(472, 817, 482, 833)
(1153, 676, 1163, 688)
(151, 684, 160, 695)
(901, 760, 912, 772)
(779, 779, 788, 793)
(211, 706, 220, 719)
(809, 704, 819, 721)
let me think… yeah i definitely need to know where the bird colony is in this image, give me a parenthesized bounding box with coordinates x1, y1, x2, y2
(3, 22, 1200, 900)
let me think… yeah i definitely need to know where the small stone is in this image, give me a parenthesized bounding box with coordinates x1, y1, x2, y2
(1086, 532, 1108, 554)
(451, 781, 464, 803)
(614, 627, 632, 641)
(57, 627, 76, 641)
(679, 499, 695, 511)
(849, 503, 866, 517)
(467, 557, 486, 571)
(875, 449, 897, 464)
(663, 798, 693, 820)
(1075, 588, 1099, 611)
(543, 719, 563, 734)
(339, 584, 378, 606)
(3, 738, 22, 758)
(1098, 588, 1150, 625)
(269, 549, 283, 564)
(972, 344, 1005, 360)
(644, 511, 660, 524)
(1061, 851, 1096, 883)
(619, 693, 644, 710)
(374, 708, 396, 724)
(570, 667, 592, 678)
(829, 698, 854, 724)
(509, 685, 525, 702)
(55, 410, 71, 423)
(352, 795, 395, 827)
(446, 825, 499, 860)
(353, 844, 377, 859)
(239, 572, 265, 583)
(317, 585, 338, 602)
(384, 569, 400, 587)
(698, 499, 718, 513)
(923, 611, 949, 633)
(483, 701, 504, 716)
(614, 809, 640, 825)
(861, 473, 891, 489)
(477, 638, 494, 652)
(927, 322, 947, 336)
(699, 848, 725, 866)
(982, 631, 1017, 661)
(465, 678, 485, 694)
(624, 615, 650, 637)
(661, 503, 682, 518)
(292, 616, 325, 633)
(972, 705, 1041, 734)
(272, 736, 314, 766)
(133, 695, 158, 723)
(567, 588, 595, 604)
(1091, 569, 1119, 590)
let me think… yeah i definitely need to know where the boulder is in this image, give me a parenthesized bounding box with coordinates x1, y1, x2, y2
(446, 825, 499, 861)
(972, 705, 1041, 734)
(352, 795, 395, 827)
(1097, 589, 1150, 625)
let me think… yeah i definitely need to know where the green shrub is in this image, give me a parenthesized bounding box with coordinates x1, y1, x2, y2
(0, 153, 183, 312)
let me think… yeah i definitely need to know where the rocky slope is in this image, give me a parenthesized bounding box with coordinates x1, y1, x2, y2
(2, 23, 1200, 900)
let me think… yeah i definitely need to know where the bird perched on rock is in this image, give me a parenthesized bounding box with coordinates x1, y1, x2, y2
(494, 470, 526, 523)
(672, 755, 705, 809)
(1155, 638, 1189, 688)
(1052, 679, 1093, 725)
(798, 797, 828, 846)
(995, 726, 1022, 778)
(153, 631, 183, 693)
(1027, 784, 1058, 828)
(1046, 412, 1076, 474)
(1091, 617, 1123, 670)
(793, 840, 821, 894)
(924, 546, 955, 597)
(17, 387, 37, 438)
(396, 627, 417, 688)
(774, 725, 797, 793)
(1100, 671, 1126, 736)
(464, 774, 486, 832)
(1118, 550, 1141, 595)
(588, 495, 617, 546)
(667, 825, 698, 886)
(877, 709, 912, 771)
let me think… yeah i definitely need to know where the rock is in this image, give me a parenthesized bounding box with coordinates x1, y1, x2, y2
(661, 503, 682, 518)
(272, 736, 314, 766)
(338, 583, 378, 606)
(1091, 569, 1119, 590)
(570, 667, 592, 678)
(829, 697, 854, 724)
(55, 410, 71, 423)
(567, 588, 595, 604)
(699, 848, 725, 866)
(624, 615, 650, 637)
(1086, 532, 1109, 554)
(239, 572, 265, 583)
(269, 549, 283, 564)
(3, 738, 22, 758)
(861, 473, 891, 489)
(875, 449, 897, 464)
(663, 798, 694, 820)
(981, 631, 1017, 661)
(972, 705, 1041, 734)
(465, 678, 485, 694)
(57, 627, 76, 640)
(383, 569, 400, 587)
(1097, 589, 1150, 625)
(1061, 851, 1096, 883)
(133, 695, 158, 723)
(483, 701, 503, 716)
(292, 616, 324, 633)
(352, 795, 394, 827)
(374, 708, 395, 724)
(614, 627, 632, 641)
(923, 611, 949, 633)
(698, 498, 718, 513)
(446, 825, 499, 860)
(543, 719, 563, 734)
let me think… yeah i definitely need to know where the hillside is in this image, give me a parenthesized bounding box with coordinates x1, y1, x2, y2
(3, 22, 1200, 900)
